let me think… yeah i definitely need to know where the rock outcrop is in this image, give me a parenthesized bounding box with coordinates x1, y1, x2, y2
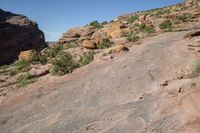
(59, 26, 96, 44)
(0, 9, 46, 65)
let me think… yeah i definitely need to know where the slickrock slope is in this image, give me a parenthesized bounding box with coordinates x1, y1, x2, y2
(1, 30, 200, 133)
(0, 0, 200, 133)
(0, 9, 46, 65)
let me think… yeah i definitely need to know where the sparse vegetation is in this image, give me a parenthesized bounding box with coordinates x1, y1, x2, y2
(127, 15, 139, 23)
(121, 32, 140, 42)
(9, 69, 17, 76)
(178, 13, 192, 21)
(15, 60, 31, 72)
(32, 53, 48, 65)
(89, 21, 103, 29)
(51, 52, 78, 75)
(80, 51, 94, 66)
(63, 42, 79, 49)
(97, 39, 113, 49)
(16, 73, 36, 88)
(159, 20, 173, 30)
(138, 23, 156, 34)
(128, 34, 140, 42)
(43, 44, 64, 58)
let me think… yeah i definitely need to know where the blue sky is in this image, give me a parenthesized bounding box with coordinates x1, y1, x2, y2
(1, 0, 183, 41)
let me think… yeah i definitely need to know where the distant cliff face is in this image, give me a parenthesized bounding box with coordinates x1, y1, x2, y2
(0, 9, 46, 65)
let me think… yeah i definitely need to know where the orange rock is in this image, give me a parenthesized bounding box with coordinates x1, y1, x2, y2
(82, 40, 97, 49)
(105, 23, 127, 38)
(18, 50, 36, 61)
(165, 14, 178, 19)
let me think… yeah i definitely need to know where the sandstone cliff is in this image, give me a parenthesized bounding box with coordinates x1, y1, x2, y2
(0, 9, 46, 65)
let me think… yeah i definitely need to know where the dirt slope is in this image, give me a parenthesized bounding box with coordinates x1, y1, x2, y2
(0, 30, 200, 133)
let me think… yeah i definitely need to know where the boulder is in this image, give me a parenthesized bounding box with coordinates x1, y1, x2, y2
(18, 50, 36, 61)
(59, 26, 96, 44)
(82, 40, 97, 49)
(105, 23, 127, 38)
(0, 9, 46, 65)
(30, 65, 51, 77)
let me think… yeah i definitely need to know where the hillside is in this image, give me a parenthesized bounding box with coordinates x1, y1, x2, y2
(0, 0, 200, 132)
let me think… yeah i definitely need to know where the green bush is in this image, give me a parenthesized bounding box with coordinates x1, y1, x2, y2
(80, 51, 94, 66)
(16, 73, 36, 88)
(9, 69, 17, 76)
(15, 60, 31, 72)
(146, 26, 156, 34)
(63, 43, 79, 49)
(44, 44, 63, 58)
(127, 34, 140, 42)
(97, 39, 113, 49)
(127, 16, 139, 23)
(138, 23, 156, 34)
(89, 21, 103, 29)
(178, 13, 192, 21)
(139, 23, 147, 31)
(159, 20, 173, 30)
(121, 32, 140, 42)
(32, 53, 47, 65)
(51, 52, 78, 75)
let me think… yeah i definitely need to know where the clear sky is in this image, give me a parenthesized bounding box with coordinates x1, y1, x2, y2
(1, 0, 183, 41)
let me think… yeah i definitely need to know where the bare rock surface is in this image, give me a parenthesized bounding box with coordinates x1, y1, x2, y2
(0, 9, 46, 65)
(0, 31, 200, 132)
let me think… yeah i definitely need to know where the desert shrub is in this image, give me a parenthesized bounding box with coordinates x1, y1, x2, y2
(146, 26, 156, 34)
(32, 53, 47, 65)
(138, 23, 156, 34)
(139, 23, 147, 31)
(63, 43, 79, 49)
(44, 44, 63, 58)
(15, 60, 31, 72)
(51, 52, 78, 75)
(16, 73, 36, 88)
(89, 21, 103, 29)
(159, 20, 172, 30)
(189, 59, 200, 78)
(127, 16, 139, 23)
(127, 34, 140, 42)
(97, 39, 113, 49)
(80, 51, 94, 66)
(178, 13, 192, 21)
(9, 69, 17, 76)
(121, 32, 140, 42)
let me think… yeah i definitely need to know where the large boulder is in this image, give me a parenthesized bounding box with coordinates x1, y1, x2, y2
(82, 40, 97, 49)
(59, 26, 96, 44)
(0, 9, 46, 65)
(18, 50, 36, 61)
(104, 22, 127, 38)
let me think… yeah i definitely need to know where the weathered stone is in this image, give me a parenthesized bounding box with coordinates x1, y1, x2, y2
(30, 65, 50, 77)
(184, 30, 200, 38)
(0, 9, 46, 65)
(82, 40, 97, 49)
(105, 23, 127, 38)
(18, 50, 36, 61)
(59, 26, 96, 44)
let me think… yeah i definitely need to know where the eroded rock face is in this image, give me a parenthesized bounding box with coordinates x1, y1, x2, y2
(59, 26, 96, 44)
(0, 9, 46, 65)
